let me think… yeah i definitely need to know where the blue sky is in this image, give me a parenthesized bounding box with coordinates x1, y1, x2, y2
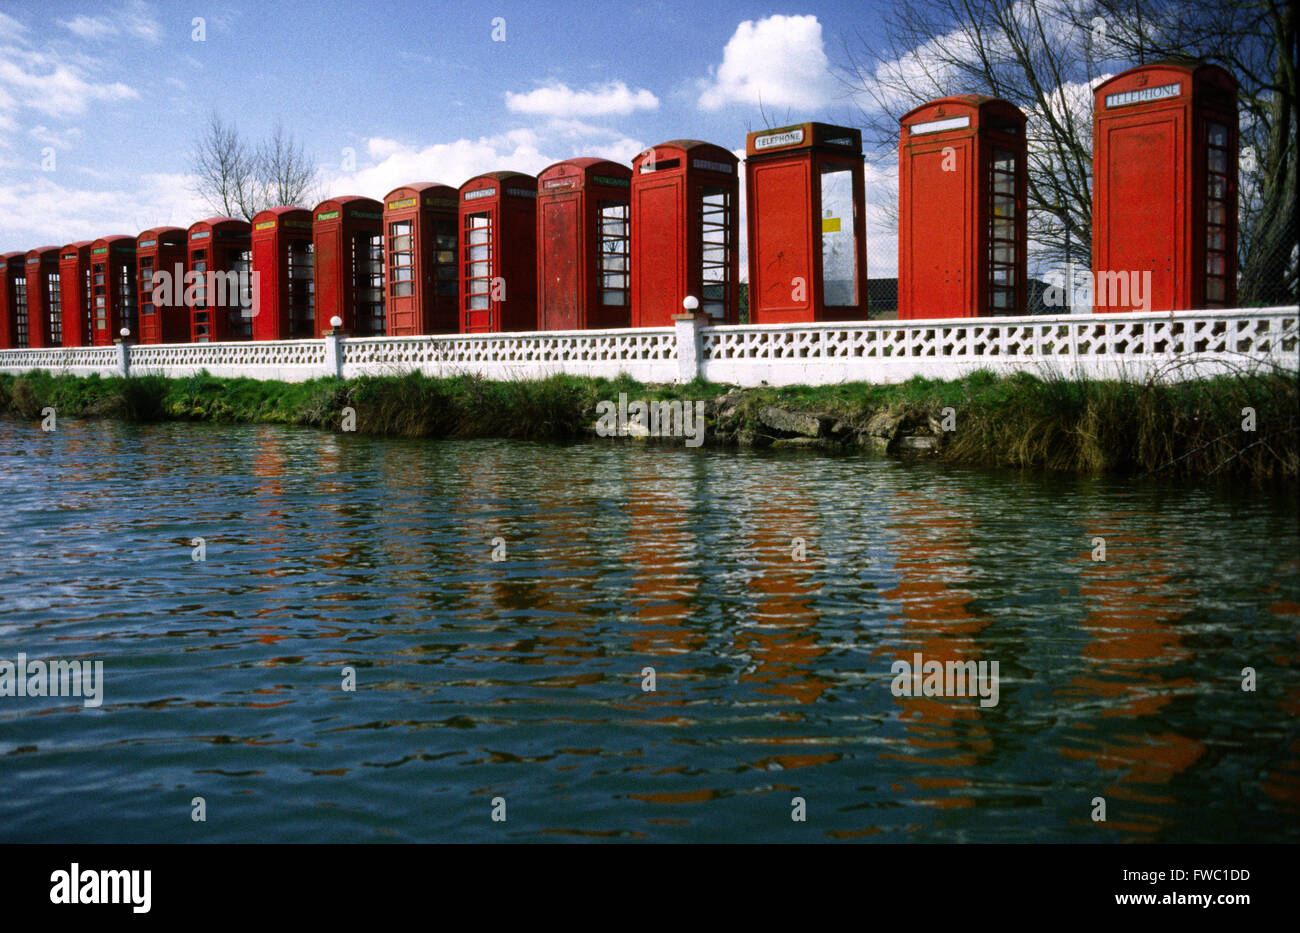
(0, 0, 906, 272)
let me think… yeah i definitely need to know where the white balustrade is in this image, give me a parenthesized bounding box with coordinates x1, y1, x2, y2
(0, 307, 1293, 387)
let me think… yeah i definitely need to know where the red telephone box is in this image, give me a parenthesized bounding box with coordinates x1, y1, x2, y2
(0, 252, 27, 349)
(23, 247, 61, 348)
(1092, 62, 1239, 312)
(187, 218, 252, 342)
(745, 123, 867, 323)
(89, 235, 137, 345)
(459, 172, 538, 333)
(313, 196, 384, 336)
(898, 96, 1027, 319)
(251, 208, 315, 340)
(58, 242, 92, 347)
(536, 158, 632, 331)
(136, 227, 189, 344)
(630, 140, 739, 327)
(383, 183, 459, 335)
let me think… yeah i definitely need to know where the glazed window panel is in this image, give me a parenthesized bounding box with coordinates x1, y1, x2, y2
(463, 212, 493, 311)
(1204, 120, 1231, 308)
(48, 271, 62, 344)
(139, 257, 156, 315)
(351, 233, 385, 336)
(387, 220, 413, 299)
(598, 201, 629, 307)
(13, 277, 28, 347)
(224, 249, 252, 338)
(820, 166, 858, 306)
(988, 148, 1019, 315)
(118, 261, 137, 336)
(287, 239, 314, 338)
(698, 186, 732, 320)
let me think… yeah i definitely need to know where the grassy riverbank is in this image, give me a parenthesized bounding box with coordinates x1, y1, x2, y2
(1, 368, 1296, 482)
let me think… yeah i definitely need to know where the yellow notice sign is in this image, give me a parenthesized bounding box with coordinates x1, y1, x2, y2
(822, 217, 841, 233)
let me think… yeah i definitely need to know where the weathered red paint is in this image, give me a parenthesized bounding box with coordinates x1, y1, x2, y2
(187, 218, 252, 343)
(745, 123, 867, 324)
(251, 207, 315, 340)
(899, 96, 1027, 319)
(58, 242, 92, 347)
(23, 246, 61, 347)
(136, 227, 189, 345)
(0, 252, 28, 349)
(89, 235, 137, 345)
(459, 172, 538, 333)
(383, 183, 459, 335)
(312, 196, 384, 337)
(1092, 62, 1238, 312)
(630, 140, 739, 327)
(536, 158, 632, 331)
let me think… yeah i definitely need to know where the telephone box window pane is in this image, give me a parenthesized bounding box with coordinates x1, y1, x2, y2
(140, 258, 156, 314)
(463, 211, 493, 314)
(352, 233, 385, 336)
(393, 283, 413, 297)
(118, 262, 138, 336)
(598, 201, 629, 308)
(13, 278, 27, 347)
(820, 166, 857, 306)
(48, 271, 61, 344)
(699, 187, 731, 319)
(225, 249, 252, 338)
(1204, 120, 1231, 307)
(288, 240, 314, 337)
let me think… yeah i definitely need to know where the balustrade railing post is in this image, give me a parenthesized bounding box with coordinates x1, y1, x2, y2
(673, 309, 709, 384)
(323, 330, 346, 379)
(114, 335, 134, 379)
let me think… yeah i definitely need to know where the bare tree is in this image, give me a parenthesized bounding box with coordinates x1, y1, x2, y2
(191, 112, 321, 220)
(191, 110, 255, 219)
(840, 0, 1103, 271)
(254, 121, 323, 211)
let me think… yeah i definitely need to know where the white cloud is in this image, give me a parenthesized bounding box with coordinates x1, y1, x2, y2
(0, 47, 138, 124)
(697, 15, 835, 112)
(59, 1, 162, 44)
(0, 11, 28, 40)
(28, 125, 83, 149)
(327, 122, 647, 199)
(506, 81, 659, 117)
(0, 172, 206, 247)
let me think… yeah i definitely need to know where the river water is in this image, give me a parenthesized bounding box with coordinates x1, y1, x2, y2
(0, 417, 1296, 842)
